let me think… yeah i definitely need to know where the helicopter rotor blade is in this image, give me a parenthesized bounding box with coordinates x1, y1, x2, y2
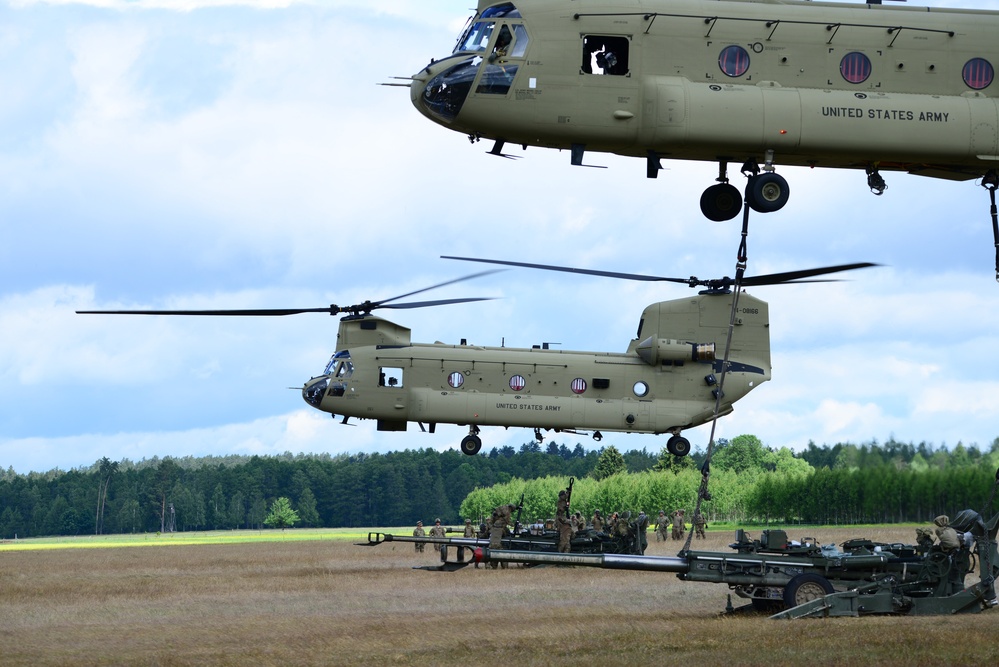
(77, 271, 501, 318)
(441, 256, 690, 284)
(373, 269, 504, 308)
(76, 307, 335, 317)
(443, 255, 878, 289)
(740, 263, 880, 286)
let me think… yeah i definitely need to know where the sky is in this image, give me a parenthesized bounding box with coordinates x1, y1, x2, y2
(2, 0, 999, 474)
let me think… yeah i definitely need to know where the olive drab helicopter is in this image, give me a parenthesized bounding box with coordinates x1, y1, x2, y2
(401, 0, 999, 273)
(78, 260, 874, 457)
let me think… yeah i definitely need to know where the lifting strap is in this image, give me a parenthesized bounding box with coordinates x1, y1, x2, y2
(681, 197, 752, 555)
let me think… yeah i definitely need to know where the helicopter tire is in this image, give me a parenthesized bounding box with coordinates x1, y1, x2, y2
(460, 434, 482, 456)
(699, 183, 743, 221)
(782, 573, 834, 609)
(746, 173, 790, 214)
(666, 435, 691, 457)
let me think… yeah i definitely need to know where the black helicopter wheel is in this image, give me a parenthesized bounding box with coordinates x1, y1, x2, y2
(746, 173, 790, 213)
(460, 434, 482, 456)
(700, 183, 743, 221)
(666, 435, 691, 457)
(782, 573, 834, 609)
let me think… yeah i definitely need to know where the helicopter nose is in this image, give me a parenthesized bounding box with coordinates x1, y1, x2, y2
(302, 377, 329, 409)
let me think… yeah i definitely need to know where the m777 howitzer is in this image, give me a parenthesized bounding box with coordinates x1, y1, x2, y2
(477, 469, 999, 618)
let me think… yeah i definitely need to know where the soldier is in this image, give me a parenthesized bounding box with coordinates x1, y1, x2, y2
(636, 511, 649, 554)
(671, 510, 686, 540)
(693, 511, 706, 539)
(591, 510, 604, 533)
(458, 518, 474, 562)
(607, 511, 619, 536)
(429, 518, 446, 552)
(556, 489, 568, 519)
(489, 503, 520, 568)
(556, 511, 573, 553)
(616, 511, 635, 553)
(413, 520, 425, 553)
(655, 510, 669, 542)
(573, 511, 585, 534)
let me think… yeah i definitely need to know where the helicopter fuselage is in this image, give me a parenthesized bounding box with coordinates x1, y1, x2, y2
(411, 0, 999, 181)
(302, 291, 771, 454)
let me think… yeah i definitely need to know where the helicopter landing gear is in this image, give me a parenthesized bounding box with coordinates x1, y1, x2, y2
(700, 161, 743, 222)
(460, 426, 482, 456)
(741, 153, 790, 214)
(666, 434, 691, 457)
(745, 172, 790, 213)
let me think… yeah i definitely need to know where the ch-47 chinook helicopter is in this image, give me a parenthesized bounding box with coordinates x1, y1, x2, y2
(403, 0, 999, 266)
(78, 259, 873, 457)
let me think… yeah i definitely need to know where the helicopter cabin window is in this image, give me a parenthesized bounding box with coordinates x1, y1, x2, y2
(718, 45, 750, 78)
(581, 36, 630, 76)
(840, 52, 872, 84)
(571, 378, 587, 395)
(963, 58, 994, 90)
(448, 371, 465, 389)
(379, 367, 403, 388)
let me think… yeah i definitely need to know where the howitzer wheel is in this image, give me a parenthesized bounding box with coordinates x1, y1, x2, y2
(783, 573, 834, 609)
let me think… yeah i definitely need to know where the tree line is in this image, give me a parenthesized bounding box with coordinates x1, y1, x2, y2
(1, 435, 997, 539)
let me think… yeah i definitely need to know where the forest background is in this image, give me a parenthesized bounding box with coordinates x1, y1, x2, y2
(2, 435, 998, 539)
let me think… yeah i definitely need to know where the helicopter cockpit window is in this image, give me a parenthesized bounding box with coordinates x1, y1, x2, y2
(457, 21, 496, 53)
(581, 35, 630, 76)
(477, 24, 521, 95)
(324, 350, 351, 377)
(379, 367, 404, 388)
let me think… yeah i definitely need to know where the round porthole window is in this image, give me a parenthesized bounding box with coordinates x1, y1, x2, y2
(963, 58, 994, 90)
(448, 372, 464, 388)
(509, 375, 526, 392)
(840, 52, 872, 84)
(718, 45, 750, 78)
(633, 381, 649, 397)
(571, 378, 587, 395)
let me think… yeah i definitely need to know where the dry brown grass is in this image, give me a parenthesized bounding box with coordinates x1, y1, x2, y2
(1, 527, 997, 666)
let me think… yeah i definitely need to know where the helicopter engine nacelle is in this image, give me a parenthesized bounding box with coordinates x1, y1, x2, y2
(635, 337, 715, 367)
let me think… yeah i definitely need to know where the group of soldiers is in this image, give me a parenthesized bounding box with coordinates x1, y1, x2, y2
(411, 518, 450, 552)
(655, 509, 707, 541)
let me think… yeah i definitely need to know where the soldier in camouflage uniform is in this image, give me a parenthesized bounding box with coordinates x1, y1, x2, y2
(556, 511, 573, 552)
(429, 518, 447, 552)
(489, 503, 520, 568)
(636, 511, 649, 554)
(591, 510, 604, 534)
(413, 521, 425, 553)
(693, 511, 706, 539)
(671, 510, 686, 540)
(655, 511, 669, 542)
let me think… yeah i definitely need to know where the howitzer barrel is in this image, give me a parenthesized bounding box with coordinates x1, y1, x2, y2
(480, 548, 690, 573)
(361, 532, 486, 548)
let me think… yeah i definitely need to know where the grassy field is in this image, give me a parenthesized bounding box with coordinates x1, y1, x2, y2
(1, 526, 997, 666)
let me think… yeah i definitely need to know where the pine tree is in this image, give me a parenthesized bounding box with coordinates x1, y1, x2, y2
(592, 446, 626, 480)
